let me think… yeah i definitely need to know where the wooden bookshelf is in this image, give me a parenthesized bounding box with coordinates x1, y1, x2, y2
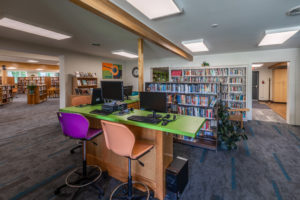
(27, 84, 47, 104)
(18, 77, 59, 94)
(0, 85, 13, 105)
(72, 76, 97, 95)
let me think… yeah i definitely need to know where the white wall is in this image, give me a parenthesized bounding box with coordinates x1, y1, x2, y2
(125, 48, 300, 125)
(253, 67, 273, 101)
(60, 52, 126, 107)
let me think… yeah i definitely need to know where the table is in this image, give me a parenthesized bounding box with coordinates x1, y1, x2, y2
(60, 103, 205, 199)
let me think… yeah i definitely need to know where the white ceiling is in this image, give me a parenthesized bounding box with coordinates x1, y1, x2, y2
(0, 0, 299, 61)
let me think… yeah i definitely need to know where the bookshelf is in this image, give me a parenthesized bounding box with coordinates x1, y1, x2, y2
(145, 82, 219, 151)
(51, 77, 59, 89)
(17, 77, 59, 94)
(0, 76, 2, 85)
(0, 85, 13, 105)
(27, 84, 47, 104)
(72, 76, 97, 95)
(170, 66, 247, 120)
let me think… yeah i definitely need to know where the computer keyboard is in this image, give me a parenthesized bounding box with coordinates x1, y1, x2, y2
(127, 115, 162, 124)
(90, 109, 113, 115)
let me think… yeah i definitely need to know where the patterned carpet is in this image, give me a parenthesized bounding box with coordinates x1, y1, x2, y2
(0, 95, 299, 200)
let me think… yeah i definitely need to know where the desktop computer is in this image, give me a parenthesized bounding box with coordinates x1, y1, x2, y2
(91, 88, 104, 105)
(101, 81, 124, 101)
(139, 92, 167, 118)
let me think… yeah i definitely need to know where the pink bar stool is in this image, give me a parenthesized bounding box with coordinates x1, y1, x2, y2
(101, 120, 154, 200)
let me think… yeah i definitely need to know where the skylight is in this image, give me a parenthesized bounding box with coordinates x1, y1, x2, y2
(182, 39, 209, 52)
(259, 26, 300, 46)
(126, 0, 182, 20)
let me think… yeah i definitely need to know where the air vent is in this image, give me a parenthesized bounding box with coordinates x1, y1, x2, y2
(286, 5, 300, 16)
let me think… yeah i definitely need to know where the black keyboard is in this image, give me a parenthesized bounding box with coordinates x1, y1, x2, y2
(90, 109, 113, 115)
(127, 115, 162, 124)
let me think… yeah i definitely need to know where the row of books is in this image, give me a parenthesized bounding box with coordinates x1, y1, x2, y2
(75, 71, 97, 78)
(74, 88, 93, 95)
(147, 83, 219, 94)
(181, 68, 229, 76)
(168, 94, 216, 107)
(228, 102, 246, 108)
(197, 131, 214, 137)
(77, 80, 97, 86)
(229, 68, 246, 76)
(180, 76, 228, 83)
(222, 94, 246, 101)
(170, 105, 215, 118)
(201, 120, 217, 131)
(221, 85, 245, 92)
(229, 77, 245, 84)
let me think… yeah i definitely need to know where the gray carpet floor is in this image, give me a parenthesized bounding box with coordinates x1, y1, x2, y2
(0, 95, 299, 200)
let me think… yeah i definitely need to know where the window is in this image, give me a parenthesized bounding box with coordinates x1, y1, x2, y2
(7, 71, 27, 83)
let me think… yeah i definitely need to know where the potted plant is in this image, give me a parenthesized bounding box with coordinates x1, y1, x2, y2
(217, 102, 247, 150)
(27, 85, 37, 95)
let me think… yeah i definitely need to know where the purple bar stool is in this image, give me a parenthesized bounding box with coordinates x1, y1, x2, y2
(55, 112, 105, 198)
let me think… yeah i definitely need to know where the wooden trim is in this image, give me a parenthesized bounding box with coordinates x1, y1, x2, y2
(0, 61, 59, 71)
(70, 0, 193, 61)
(138, 38, 144, 92)
(268, 62, 287, 69)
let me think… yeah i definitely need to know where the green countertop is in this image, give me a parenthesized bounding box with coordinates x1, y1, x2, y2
(59, 104, 205, 138)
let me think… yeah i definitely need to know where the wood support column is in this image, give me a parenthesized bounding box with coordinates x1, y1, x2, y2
(138, 38, 144, 92)
(2, 65, 7, 85)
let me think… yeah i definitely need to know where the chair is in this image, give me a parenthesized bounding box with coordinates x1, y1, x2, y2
(101, 120, 154, 200)
(228, 108, 250, 129)
(55, 112, 104, 198)
(69, 95, 92, 154)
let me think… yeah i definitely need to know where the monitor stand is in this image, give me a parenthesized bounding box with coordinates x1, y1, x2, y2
(147, 111, 162, 119)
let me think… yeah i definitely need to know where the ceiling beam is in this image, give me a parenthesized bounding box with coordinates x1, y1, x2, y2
(70, 0, 193, 61)
(268, 62, 287, 69)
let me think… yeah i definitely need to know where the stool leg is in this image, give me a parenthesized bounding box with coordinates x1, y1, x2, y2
(83, 140, 87, 177)
(128, 158, 133, 198)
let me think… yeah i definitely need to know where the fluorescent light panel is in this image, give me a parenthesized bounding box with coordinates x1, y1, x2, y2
(252, 64, 263, 68)
(7, 67, 16, 70)
(27, 60, 39, 63)
(182, 39, 209, 52)
(36, 68, 44, 71)
(112, 50, 138, 58)
(259, 26, 300, 46)
(126, 0, 181, 20)
(0, 17, 71, 40)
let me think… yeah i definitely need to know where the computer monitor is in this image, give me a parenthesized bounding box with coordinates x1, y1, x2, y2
(101, 81, 124, 101)
(91, 88, 103, 105)
(124, 86, 133, 100)
(140, 92, 167, 118)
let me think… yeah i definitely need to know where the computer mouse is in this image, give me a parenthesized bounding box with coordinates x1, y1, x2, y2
(165, 114, 170, 119)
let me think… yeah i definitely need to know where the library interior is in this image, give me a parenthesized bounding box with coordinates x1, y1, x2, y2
(0, 0, 299, 200)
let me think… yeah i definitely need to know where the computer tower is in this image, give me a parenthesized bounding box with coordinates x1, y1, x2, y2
(166, 156, 188, 194)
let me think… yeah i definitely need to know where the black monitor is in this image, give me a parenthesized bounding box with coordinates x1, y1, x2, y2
(140, 92, 167, 118)
(124, 86, 133, 99)
(101, 81, 124, 101)
(91, 88, 103, 105)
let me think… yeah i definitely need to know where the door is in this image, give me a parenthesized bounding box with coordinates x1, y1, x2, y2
(272, 68, 287, 102)
(252, 71, 259, 100)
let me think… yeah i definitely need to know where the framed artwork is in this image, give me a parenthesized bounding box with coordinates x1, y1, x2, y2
(102, 63, 122, 79)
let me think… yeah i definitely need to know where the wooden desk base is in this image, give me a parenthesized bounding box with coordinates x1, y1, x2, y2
(86, 117, 173, 200)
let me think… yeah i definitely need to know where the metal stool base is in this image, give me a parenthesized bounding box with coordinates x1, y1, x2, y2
(110, 181, 150, 200)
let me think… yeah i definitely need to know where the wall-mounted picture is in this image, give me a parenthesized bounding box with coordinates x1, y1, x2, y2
(102, 63, 122, 79)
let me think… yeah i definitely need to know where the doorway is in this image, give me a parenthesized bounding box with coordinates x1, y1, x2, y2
(252, 71, 259, 100)
(251, 62, 288, 123)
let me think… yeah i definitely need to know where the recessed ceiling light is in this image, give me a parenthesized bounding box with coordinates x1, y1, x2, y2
(112, 50, 138, 58)
(91, 43, 101, 47)
(252, 64, 263, 68)
(0, 17, 71, 40)
(126, 0, 182, 20)
(182, 39, 209, 52)
(7, 67, 16, 70)
(36, 68, 44, 71)
(258, 26, 300, 46)
(211, 24, 219, 28)
(27, 60, 39, 63)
